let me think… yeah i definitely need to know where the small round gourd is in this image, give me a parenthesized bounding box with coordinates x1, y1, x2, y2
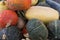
(26, 19, 48, 40)
(0, 26, 23, 40)
(47, 20, 60, 39)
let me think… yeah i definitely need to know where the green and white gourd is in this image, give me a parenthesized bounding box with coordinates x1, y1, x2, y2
(26, 19, 48, 40)
(47, 20, 60, 40)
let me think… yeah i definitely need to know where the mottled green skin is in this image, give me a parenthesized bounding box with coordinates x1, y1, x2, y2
(47, 20, 60, 39)
(37, 2, 50, 7)
(26, 19, 48, 40)
(0, 26, 23, 40)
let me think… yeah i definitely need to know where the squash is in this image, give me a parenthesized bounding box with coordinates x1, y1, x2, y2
(46, 0, 60, 14)
(47, 20, 60, 39)
(0, 10, 18, 28)
(37, 2, 50, 7)
(26, 19, 48, 40)
(53, 0, 60, 4)
(6, 0, 31, 10)
(0, 1, 8, 12)
(31, 0, 38, 5)
(0, 26, 23, 40)
(25, 6, 59, 23)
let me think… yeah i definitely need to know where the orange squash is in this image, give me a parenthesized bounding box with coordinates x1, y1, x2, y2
(6, 0, 31, 10)
(0, 10, 18, 28)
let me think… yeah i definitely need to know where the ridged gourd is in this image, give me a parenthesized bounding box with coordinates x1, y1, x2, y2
(47, 20, 60, 40)
(26, 19, 48, 40)
(0, 26, 23, 40)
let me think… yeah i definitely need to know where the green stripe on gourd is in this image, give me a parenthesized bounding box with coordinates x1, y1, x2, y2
(26, 19, 48, 40)
(47, 20, 60, 39)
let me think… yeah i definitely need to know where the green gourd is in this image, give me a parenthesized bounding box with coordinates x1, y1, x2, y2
(26, 19, 48, 40)
(0, 26, 23, 40)
(47, 20, 60, 40)
(37, 2, 50, 7)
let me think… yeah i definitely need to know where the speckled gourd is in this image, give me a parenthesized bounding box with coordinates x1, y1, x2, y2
(47, 20, 60, 39)
(0, 26, 23, 40)
(26, 19, 48, 40)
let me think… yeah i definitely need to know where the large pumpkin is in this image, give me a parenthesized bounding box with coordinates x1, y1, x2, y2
(6, 0, 31, 10)
(0, 10, 18, 28)
(25, 6, 59, 23)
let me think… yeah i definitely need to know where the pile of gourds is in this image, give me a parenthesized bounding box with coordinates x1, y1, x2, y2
(0, 0, 60, 40)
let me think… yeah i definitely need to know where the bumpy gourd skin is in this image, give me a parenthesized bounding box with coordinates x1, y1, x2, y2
(26, 19, 48, 40)
(47, 20, 60, 39)
(0, 26, 23, 40)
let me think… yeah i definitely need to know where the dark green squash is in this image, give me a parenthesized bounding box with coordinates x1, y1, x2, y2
(26, 19, 48, 40)
(0, 26, 23, 40)
(37, 2, 50, 7)
(47, 20, 60, 40)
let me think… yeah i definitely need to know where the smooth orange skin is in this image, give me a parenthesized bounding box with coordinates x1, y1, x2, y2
(6, 0, 31, 10)
(0, 10, 18, 28)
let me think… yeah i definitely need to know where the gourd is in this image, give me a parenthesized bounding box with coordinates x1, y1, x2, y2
(26, 19, 48, 40)
(31, 0, 38, 5)
(0, 10, 18, 28)
(6, 0, 31, 10)
(0, 26, 23, 40)
(25, 6, 59, 23)
(46, 0, 60, 13)
(53, 0, 60, 3)
(37, 2, 50, 7)
(47, 20, 60, 40)
(0, 1, 8, 12)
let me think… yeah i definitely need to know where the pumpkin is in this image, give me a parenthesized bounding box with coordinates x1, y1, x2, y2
(25, 6, 59, 23)
(0, 26, 23, 40)
(47, 20, 60, 39)
(6, 0, 31, 10)
(26, 19, 48, 40)
(0, 10, 18, 28)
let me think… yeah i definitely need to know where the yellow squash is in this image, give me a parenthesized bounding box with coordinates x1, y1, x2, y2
(31, 0, 38, 5)
(25, 6, 59, 23)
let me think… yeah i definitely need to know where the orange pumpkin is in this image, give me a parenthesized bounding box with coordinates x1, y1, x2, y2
(6, 0, 31, 10)
(0, 10, 18, 28)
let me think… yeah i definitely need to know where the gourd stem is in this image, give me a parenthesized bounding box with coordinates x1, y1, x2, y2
(2, 0, 5, 5)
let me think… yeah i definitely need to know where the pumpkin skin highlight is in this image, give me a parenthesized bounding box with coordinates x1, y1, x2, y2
(6, 0, 31, 10)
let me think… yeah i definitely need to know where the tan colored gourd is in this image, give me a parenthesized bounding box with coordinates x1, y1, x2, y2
(31, 0, 38, 5)
(25, 6, 59, 23)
